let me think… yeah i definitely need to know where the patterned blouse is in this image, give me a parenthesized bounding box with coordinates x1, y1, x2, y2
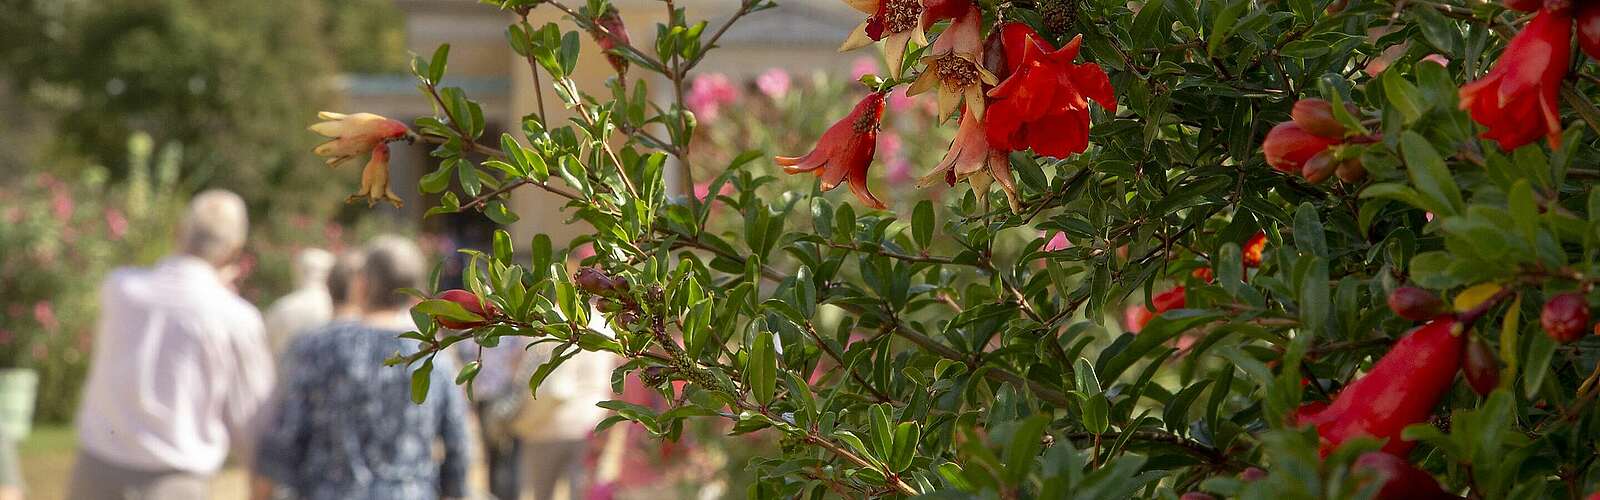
(255, 321, 471, 500)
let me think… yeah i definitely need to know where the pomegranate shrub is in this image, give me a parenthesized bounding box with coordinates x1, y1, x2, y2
(327, 0, 1600, 497)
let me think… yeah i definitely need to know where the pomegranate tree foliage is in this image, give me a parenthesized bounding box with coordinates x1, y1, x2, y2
(385, 0, 1600, 497)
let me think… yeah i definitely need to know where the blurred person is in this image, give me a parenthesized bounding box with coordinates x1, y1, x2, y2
(467, 334, 532, 500)
(263, 248, 335, 356)
(508, 307, 616, 500)
(0, 433, 20, 500)
(327, 250, 367, 319)
(69, 189, 276, 500)
(252, 235, 471, 500)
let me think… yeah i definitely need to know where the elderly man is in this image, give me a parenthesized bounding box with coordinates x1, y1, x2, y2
(253, 236, 471, 500)
(69, 189, 276, 500)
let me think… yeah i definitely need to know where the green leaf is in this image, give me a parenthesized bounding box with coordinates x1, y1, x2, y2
(1522, 331, 1557, 398)
(428, 44, 450, 84)
(1074, 357, 1102, 394)
(912, 200, 934, 249)
(889, 422, 920, 473)
(870, 403, 894, 458)
(410, 359, 433, 404)
(749, 329, 777, 405)
(485, 200, 520, 225)
(1381, 71, 1425, 123)
(492, 229, 513, 264)
(1164, 379, 1212, 434)
(1002, 414, 1049, 485)
(1293, 203, 1326, 258)
(455, 360, 481, 385)
(1399, 131, 1464, 216)
(414, 299, 483, 323)
(1207, 0, 1247, 56)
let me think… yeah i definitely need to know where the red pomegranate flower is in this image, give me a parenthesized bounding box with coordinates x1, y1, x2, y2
(918, 110, 1018, 210)
(309, 111, 410, 167)
(984, 28, 1115, 158)
(1262, 122, 1338, 173)
(1459, 9, 1571, 150)
(1243, 231, 1268, 268)
(840, 0, 966, 79)
(906, 4, 995, 121)
(778, 92, 888, 209)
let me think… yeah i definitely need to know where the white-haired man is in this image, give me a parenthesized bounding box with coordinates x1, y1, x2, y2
(69, 189, 276, 500)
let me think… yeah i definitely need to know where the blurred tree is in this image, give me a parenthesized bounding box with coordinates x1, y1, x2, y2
(0, 0, 404, 216)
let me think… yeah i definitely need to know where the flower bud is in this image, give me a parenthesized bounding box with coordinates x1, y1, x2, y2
(1541, 292, 1591, 343)
(574, 268, 618, 296)
(436, 289, 497, 329)
(1301, 150, 1337, 184)
(1263, 122, 1338, 174)
(1387, 286, 1444, 321)
(1291, 98, 1348, 139)
(1462, 335, 1500, 397)
(1191, 266, 1215, 283)
(1335, 157, 1367, 183)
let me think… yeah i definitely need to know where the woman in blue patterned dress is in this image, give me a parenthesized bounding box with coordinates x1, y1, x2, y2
(252, 236, 472, 500)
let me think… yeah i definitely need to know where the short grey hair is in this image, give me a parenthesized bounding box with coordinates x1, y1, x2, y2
(292, 248, 335, 289)
(359, 235, 427, 310)
(177, 189, 248, 266)
(327, 251, 366, 308)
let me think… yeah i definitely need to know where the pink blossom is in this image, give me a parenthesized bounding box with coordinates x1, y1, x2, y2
(1421, 54, 1449, 67)
(1043, 232, 1072, 252)
(104, 208, 128, 240)
(850, 56, 879, 80)
(573, 243, 597, 261)
(685, 73, 739, 121)
(51, 189, 74, 222)
(887, 87, 916, 113)
(755, 68, 791, 99)
(886, 159, 913, 183)
(34, 301, 58, 331)
(693, 182, 735, 202)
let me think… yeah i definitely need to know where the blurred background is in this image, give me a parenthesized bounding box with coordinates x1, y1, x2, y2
(0, 0, 965, 498)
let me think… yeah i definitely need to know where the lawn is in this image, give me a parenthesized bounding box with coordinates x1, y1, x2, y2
(18, 424, 248, 500)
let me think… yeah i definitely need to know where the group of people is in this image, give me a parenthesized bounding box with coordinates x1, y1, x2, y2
(64, 190, 617, 500)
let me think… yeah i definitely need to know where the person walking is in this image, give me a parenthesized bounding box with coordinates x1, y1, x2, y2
(508, 308, 616, 500)
(69, 189, 276, 500)
(252, 236, 472, 500)
(263, 248, 335, 357)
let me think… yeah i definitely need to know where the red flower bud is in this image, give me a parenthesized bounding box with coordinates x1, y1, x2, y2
(1387, 286, 1444, 321)
(1351, 452, 1452, 500)
(1579, 1, 1600, 61)
(1191, 266, 1215, 283)
(436, 289, 497, 329)
(1301, 150, 1337, 184)
(574, 268, 618, 296)
(1298, 317, 1464, 457)
(1462, 336, 1500, 397)
(1263, 121, 1338, 173)
(1291, 98, 1348, 139)
(1541, 292, 1590, 343)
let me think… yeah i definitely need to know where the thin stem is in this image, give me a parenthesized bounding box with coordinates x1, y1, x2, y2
(802, 320, 896, 404)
